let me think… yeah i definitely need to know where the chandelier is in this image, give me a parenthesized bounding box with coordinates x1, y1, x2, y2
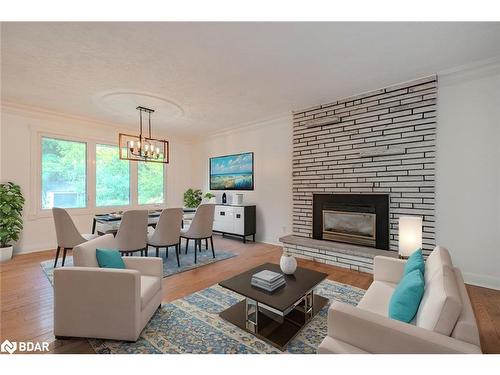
(118, 106, 169, 164)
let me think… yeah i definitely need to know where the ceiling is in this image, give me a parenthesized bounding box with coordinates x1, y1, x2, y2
(2, 22, 500, 137)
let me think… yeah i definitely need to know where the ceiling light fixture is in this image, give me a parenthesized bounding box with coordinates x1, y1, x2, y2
(118, 106, 169, 164)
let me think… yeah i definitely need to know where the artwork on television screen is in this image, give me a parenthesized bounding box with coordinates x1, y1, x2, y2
(209, 152, 254, 190)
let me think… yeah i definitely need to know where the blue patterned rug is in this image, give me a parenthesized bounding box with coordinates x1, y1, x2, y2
(89, 280, 365, 354)
(40, 244, 237, 282)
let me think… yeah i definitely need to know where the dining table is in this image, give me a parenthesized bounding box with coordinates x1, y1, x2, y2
(92, 208, 197, 235)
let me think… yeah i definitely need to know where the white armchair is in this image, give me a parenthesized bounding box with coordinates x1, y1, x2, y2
(53, 234, 163, 342)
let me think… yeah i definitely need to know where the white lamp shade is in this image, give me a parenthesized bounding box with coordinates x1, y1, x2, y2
(398, 216, 423, 257)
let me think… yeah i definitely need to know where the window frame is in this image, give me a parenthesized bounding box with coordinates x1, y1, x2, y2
(40, 135, 88, 210)
(32, 131, 167, 219)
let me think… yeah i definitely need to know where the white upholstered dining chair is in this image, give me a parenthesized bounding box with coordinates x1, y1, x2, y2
(114, 210, 148, 255)
(147, 208, 183, 266)
(52, 207, 98, 267)
(180, 203, 216, 264)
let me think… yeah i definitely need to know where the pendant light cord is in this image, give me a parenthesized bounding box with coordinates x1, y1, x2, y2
(139, 108, 143, 143)
(148, 111, 152, 139)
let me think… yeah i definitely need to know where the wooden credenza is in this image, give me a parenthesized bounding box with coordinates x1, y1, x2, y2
(213, 204, 256, 243)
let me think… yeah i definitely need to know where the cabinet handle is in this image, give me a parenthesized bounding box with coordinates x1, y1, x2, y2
(236, 214, 241, 218)
(220, 212, 225, 216)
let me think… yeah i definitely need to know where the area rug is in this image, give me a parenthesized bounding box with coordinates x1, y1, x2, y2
(40, 244, 237, 282)
(89, 280, 365, 354)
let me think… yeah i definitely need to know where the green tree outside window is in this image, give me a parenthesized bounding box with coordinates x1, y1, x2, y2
(96, 144, 130, 206)
(138, 162, 164, 205)
(41, 137, 86, 209)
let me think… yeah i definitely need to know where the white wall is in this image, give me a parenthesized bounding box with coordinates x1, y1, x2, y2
(0, 105, 195, 254)
(3, 64, 500, 291)
(436, 62, 500, 289)
(192, 116, 293, 245)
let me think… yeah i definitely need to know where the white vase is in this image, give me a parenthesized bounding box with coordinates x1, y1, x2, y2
(0, 246, 13, 263)
(280, 254, 297, 275)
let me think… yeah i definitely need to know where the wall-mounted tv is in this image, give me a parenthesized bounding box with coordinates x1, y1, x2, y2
(209, 152, 254, 190)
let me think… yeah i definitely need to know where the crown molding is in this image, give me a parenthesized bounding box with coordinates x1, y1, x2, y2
(1, 100, 129, 130)
(438, 55, 500, 85)
(206, 112, 292, 139)
(1, 100, 196, 144)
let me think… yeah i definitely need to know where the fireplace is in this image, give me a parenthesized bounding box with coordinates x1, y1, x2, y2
(313, 194, 389, 250)
(322, 210, 377, 247)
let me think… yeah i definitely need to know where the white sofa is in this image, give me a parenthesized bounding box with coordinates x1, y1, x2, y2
(318, 246, 482, 353)
(53, 234, 163, 342)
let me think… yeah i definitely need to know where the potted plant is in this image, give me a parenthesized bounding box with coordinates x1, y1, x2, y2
(0, 182, 25, 262)
(204, 192, 216, 203)
(183, 188, 203, 208)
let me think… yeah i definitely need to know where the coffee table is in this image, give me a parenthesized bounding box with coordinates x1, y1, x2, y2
(218, 263, 328, 350)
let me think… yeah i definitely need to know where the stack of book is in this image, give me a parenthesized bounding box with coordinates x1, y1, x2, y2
(251, 270, 286, 292)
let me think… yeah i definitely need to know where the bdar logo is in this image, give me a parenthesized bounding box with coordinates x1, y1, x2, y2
(1, 340, 17, 354)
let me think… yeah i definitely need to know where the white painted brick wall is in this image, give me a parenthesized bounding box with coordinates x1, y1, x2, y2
(292, 76, 437, 255)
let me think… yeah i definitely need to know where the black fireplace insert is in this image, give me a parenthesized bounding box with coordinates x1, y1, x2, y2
(312, 194, 389, 250)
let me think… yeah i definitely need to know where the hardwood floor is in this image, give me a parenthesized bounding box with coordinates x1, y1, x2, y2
(1, 236, 499, 354)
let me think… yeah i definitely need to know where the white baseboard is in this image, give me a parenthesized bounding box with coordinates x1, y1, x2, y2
(258, 239, 282, 247)
(212, 232, 282, 248)
(15, 238, 499, 290)
(260, 239, 500, 290)
(13, 242, 55, 255)
(16, 237, 281, 255)
(462, 271, 500, 291)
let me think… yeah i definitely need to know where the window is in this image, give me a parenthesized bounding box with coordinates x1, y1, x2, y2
(138, 162, 164, 205)
(41, 137, 87, 209)
(40, 135, 166, 211)
(95, 144, 130, 206)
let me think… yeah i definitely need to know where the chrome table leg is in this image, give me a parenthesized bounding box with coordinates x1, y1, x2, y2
(245, 298, 258, 333)
(303, 289, 314, 321)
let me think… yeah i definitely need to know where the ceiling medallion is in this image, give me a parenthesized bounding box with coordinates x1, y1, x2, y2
(118, 106, 169, 164)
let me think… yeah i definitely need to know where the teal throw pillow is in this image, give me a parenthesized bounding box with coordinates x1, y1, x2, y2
(403, 248, 425, 276)
(96, 248, 126, 269)
(389, 269, 425, 323)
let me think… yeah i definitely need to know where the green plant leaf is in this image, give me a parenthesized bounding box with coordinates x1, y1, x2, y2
(0, 182, 25, 247)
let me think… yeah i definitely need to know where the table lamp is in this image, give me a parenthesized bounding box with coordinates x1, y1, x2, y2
(398, 216, 422, 259)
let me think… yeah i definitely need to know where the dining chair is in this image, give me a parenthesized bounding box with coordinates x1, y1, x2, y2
(147, 208, 183, 267)
(52, 207, 99, 267)
(115, 210, 148, 256)
(180, 203, 216, 264)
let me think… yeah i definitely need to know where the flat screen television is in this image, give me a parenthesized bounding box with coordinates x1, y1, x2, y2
(209, 152, 254, 190)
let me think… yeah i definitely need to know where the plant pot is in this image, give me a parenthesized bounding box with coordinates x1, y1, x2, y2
(280, 254, 297, 275)
(208, 197, 216, 203)
(0, 246, 13, 263)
